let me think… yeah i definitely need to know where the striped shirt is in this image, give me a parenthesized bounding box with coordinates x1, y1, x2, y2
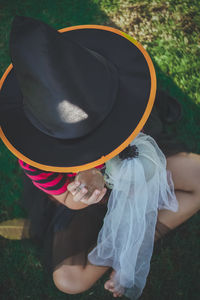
(18, 159, 105, 195)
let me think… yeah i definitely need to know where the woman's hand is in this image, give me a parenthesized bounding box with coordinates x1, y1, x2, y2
(67, 180, 107, 206)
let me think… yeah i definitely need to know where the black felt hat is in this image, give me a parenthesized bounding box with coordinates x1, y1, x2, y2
(0, 16, 156, 172)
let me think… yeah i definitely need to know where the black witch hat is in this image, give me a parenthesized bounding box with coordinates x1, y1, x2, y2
(0, 16, 156, 172)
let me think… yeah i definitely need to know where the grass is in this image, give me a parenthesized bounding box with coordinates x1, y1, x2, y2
(0, 0, 200, 299)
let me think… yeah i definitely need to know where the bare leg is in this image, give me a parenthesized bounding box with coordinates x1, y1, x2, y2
(53, 259, 111, 294)
(158, 152, 200, 229)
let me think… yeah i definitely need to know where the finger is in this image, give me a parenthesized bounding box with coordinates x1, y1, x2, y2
(67, 181, 80, 195)
(87, 188, 107, 204)
(81, 188, 101, 205)
(72, 183, 86, 196)
(95, 187, 107, 203)
(86, 187, 107, 205)
(67, 181, 80, 192)
(80, 187, 107, 205)
(73, 187, 88, 202)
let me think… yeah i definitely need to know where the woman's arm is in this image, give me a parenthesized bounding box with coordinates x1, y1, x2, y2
(18, 159, 107, 210)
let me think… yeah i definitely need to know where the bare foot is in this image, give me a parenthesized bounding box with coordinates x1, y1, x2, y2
(104, 269, 124, 298)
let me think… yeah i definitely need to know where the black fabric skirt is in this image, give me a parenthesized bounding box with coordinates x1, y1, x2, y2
(22, 92, 190, 274)
(22, 174, 110, 273)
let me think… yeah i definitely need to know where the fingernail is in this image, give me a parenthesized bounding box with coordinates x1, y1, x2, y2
(82, 188, 87, 193)
(75, 181, 80, 186)
(95, 190, 100, 195)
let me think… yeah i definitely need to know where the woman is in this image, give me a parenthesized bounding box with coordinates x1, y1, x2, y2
(25, 117, 200, 299)
(0, 16, 200, 299)
(19, 118, 200, 299)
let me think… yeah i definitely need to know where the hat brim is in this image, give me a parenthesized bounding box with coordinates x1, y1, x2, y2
(0, 25, 156, 172)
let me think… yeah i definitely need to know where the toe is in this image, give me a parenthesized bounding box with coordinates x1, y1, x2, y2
(104, 280, 116, 293)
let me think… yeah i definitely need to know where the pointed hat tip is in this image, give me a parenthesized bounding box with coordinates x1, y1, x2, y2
(12, 15, 41, 27)
(12, 15, 30, 26)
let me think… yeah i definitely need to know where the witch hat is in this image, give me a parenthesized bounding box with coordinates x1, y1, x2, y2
(0, 16, 156, 172)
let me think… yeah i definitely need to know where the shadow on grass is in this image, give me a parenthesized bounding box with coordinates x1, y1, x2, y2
(152, 58, 200, 154)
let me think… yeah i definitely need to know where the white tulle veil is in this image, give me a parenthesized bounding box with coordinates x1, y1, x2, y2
(88, 132, 179, 299)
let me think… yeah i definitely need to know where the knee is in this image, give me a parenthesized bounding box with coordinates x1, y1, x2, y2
(53, 266, 90, 295)
(188, 153, 200, 195)
(167, 152, 200, 194)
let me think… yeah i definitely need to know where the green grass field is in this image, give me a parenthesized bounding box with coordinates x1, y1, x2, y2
(0, 0, 200, 299)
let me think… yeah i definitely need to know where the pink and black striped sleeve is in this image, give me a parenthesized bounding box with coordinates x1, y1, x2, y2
(18, 159, 71, 195)
(18, 159, 105, 195)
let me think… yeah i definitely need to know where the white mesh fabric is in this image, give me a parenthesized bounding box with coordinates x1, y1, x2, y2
(88, 132, 178, 299)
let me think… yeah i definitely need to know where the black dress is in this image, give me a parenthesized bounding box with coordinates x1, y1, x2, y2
(21, 90, 189, 274)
